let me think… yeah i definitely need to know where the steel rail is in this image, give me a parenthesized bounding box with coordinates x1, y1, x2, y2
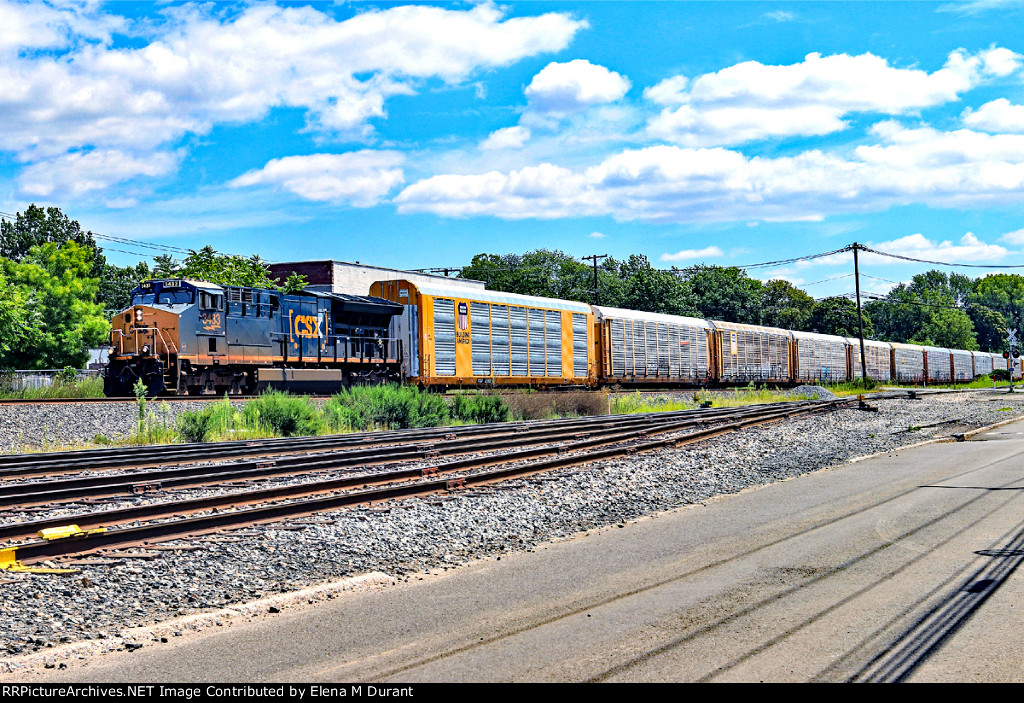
(0, 404, 801, 507)
(0, 400, 824, 478)
(3, 400, 847, 558)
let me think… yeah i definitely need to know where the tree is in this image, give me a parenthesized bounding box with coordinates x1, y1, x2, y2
(0, 242, 108, 369)
(152, 246, 282, 288)
(868, 270, 978, 349)
(99, 261, 152, 312)
(680, 265, 763, 324)
(616, 254, 696, 316)
(0, 204, 105, 277)
(810, 297, 873, 338)
(0, 268, 27, 358)
(760, 279, 814, 330)
(459, 249, 621, 305)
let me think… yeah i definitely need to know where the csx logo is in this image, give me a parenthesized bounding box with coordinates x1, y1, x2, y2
(293, 314, 322, 339)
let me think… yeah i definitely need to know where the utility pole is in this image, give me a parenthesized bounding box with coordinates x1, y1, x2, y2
(852, 242, 868, 389)
(582, 254, 607, 306)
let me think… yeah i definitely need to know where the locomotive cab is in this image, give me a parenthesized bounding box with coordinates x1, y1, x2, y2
(104, 279, 196, 396)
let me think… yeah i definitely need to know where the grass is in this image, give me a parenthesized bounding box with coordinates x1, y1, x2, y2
(0, 375, 104, 400)
(126, 386, 520, 444)
(610, 385, 816, 415)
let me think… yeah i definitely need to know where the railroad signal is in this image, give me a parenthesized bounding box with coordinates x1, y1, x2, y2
(1004, 351, 1010, 359)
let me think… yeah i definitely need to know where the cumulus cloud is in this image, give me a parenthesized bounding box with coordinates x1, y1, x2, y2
(589, 231, 606, 238)
(963, 98, 1024, 132)
(659, 246, 724, 262)
(230, 151, 405, 206)
(18, 149, 178, 197)
(525, 59, 631, 114)
(395, 122, 1024, 224)
(646, 48, 1022, 146)
(0, 1, 585, 194)
(999, 226, 1024, 244)
(481, 126, 531, 150)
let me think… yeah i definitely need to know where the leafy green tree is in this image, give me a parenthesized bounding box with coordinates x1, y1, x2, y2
(965, 303, 1007, 352)
(971, 273, 1024, 349)
(0, 268, 27, 358)
(811, 297, 873, 338)
(0, 242, 108, 369)
(152, 245, 281, 288)
(459, 249, 620, 305)
(868, 270, 978, 349)
(680, 265, 763, 324)
(0, 204, 105, 276)
(760, 279, 814, 330)
(616, 254, 696, 316)
(99, 261, 152, 312)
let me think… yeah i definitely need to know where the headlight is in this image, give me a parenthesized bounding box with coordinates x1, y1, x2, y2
(141, 344, 151, 355)
(135, 309, 144, 323)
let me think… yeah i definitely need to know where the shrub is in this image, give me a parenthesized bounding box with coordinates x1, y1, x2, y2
(449, 392, 513, 424)
(241, 391, 327, 437)
(324, 385, 451, 432)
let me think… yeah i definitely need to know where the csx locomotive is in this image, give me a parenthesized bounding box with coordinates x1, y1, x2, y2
(105, 277, 1022, 396)
(104, 279, 404, 396)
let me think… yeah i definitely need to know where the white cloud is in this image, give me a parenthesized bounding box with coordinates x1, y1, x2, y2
(481, 126, 531, 151)
(873, 232, 1009, 262)
(0, 2, 585, 193)
(589, 231, 606, 238)
(18, 149, 178, 197)
(999, 226, 1024, 244)
(660, 246, 724, 262)
(525, 59, 631, 114)
(396, 122, 1024, 224)
(643, 75, 690, 106)
(646, 48, 1022, 146)
(963, 98, 1024, 132)
(230, 151, 405, 207)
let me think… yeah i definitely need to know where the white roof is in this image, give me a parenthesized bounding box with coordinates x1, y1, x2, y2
(591, 305, 711, 328)
(890, 342, 925, 352)
(790, 330, 849, 344)
(843, 337, 893, 349)
(708, 320, 791, 336)
(391, 280, 591, 313)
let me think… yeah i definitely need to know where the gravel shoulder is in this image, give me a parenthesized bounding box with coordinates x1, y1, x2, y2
(2, 390, 1023, 674)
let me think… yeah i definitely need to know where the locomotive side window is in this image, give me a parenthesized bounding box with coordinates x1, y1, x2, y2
(199, 292, 223, 310)
(209, 338, 217, 353)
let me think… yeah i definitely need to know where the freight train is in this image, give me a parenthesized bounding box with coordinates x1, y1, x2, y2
(104, 277, 1022, 396)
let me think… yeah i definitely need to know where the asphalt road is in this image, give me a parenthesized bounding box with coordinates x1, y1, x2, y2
(16, 420, 1024, 682)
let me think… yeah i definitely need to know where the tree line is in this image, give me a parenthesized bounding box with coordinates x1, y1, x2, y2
(0, 205, 305, 370)
(459, 249, 1021, 353)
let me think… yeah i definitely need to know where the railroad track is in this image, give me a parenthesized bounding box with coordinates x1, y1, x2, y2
(1, 399, 853, 567)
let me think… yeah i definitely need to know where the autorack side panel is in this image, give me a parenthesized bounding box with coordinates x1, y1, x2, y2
(845, 338, 893, 382)
(972, 350, 993, 377)
(950, 349, 974, 381)
(890, 342, 926, 383)
(922, 345, 952, 383)
(790, 331, 850, 383)
(592, 306, 711, 384)
(370, 280, 593, 387)
(710, 320, 791, 383)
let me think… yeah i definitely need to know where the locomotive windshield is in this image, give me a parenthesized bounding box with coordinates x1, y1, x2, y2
(130, 289, 195, 306)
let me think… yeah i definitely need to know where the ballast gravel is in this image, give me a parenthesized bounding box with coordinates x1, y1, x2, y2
(1, 390, 1023, 672)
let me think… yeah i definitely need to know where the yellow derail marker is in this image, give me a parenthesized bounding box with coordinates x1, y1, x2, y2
(0, 524, 105, 573)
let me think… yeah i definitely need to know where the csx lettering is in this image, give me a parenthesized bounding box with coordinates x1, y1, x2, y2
(293, 314, 322, 339)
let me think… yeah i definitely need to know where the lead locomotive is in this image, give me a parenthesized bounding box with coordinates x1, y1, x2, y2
(104, 279, 404, 396)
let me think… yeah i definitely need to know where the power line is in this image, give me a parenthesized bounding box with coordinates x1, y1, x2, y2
(862, 245, 1024, 269)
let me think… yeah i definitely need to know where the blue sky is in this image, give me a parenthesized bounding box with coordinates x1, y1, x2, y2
(5, 1, 1024, 300)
